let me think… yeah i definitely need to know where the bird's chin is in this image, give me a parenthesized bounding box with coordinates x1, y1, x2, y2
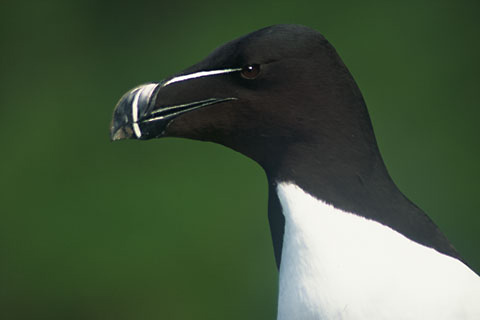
(110, 122, 168, 141)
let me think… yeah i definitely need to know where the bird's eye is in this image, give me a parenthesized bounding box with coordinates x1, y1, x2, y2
(241, 64, 260, 79)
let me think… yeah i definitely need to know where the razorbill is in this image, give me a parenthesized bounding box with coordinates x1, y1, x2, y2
(110, 24, 480, 319)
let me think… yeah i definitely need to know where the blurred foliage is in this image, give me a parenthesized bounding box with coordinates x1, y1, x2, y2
(0, 0, 479, 319)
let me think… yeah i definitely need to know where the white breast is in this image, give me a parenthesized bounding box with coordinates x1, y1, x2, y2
(276, 182, 480, 320)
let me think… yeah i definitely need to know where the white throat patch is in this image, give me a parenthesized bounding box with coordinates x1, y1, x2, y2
(276, 182, 480, 320)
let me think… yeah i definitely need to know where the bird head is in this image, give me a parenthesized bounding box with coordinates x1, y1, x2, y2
(110, 24, 374, 174)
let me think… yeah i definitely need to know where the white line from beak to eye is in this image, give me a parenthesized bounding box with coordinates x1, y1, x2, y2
(162, 68, 242, 87)
(131, 89, 142, 138)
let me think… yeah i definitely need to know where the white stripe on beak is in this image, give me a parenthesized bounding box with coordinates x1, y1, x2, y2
(162, 68, 241, 87)
(131, 89, 142, 138)
(130, 83, 159, 138)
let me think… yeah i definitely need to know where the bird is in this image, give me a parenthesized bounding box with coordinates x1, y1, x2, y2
(110, 24, 480, 319)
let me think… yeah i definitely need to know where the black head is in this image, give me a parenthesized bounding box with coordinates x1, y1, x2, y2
(111, 24, 378, 179)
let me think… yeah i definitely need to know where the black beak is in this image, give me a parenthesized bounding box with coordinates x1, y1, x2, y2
(110, 83, 159, 141)
(110, 81, 237, 141)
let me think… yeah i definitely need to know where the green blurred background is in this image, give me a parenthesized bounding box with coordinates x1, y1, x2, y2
(1, 0, 479, 319)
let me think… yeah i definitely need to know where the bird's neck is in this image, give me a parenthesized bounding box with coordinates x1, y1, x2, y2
(265, 143, 395, 268)
(265, 142, 461, 269)
(266, 140, 395, 215)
